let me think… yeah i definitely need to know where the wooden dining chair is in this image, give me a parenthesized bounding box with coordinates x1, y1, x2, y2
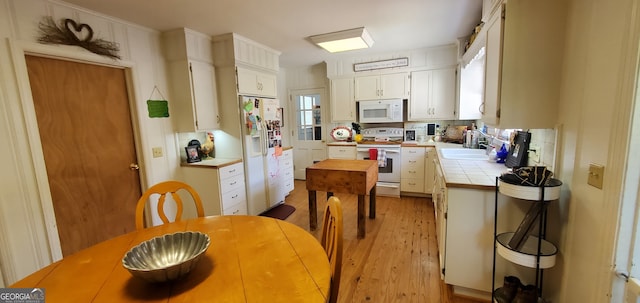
(135, 180, 205, 230)
(320, 196, 344, 303)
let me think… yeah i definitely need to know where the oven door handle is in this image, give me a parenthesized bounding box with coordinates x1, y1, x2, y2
(357, 148, 400, 153)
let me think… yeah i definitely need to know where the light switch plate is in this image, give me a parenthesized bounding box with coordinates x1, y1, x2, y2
(152, 147, 163, 158)
(588, 163, 605, 189)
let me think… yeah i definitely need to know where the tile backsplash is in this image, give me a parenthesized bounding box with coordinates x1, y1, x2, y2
(528, 128, 557, 173)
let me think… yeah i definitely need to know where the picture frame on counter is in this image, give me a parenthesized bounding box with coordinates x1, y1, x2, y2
(185, 146, 201, 163)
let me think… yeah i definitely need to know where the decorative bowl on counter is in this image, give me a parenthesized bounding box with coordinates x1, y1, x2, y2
(330, 126, 352, 141)
(122, 231, 210, 283)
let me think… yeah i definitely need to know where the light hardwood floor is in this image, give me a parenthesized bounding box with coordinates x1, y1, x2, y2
(283, 180, 485, 303)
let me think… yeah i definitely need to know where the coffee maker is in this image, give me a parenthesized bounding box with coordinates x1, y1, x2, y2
(505, 131, 531, 168)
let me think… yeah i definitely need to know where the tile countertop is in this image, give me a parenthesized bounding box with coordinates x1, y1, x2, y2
(435, 143, 511, 190)
(181, 146, 292, 169)
(181, 158, 242, 168)
(327, 141, 357, 146)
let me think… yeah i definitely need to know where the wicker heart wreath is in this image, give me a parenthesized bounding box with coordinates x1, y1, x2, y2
(37, 16, 120, 60)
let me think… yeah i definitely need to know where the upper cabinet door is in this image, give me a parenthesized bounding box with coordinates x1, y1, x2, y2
(237, 66, 277, 98)
(408, 70, 431, 121)
(408, 68, 456, 121)
(330, 78, 356, 122)
(354, 75, 379, 101)
(430, 68, 456, 120)
(482, 6, 504, 126)
(380, 73, 410, 99)
(481, 0, 565, 128)
(190, 61, 220, 130)
(354, 73, 409, 101)
(163, 28, 220, 132)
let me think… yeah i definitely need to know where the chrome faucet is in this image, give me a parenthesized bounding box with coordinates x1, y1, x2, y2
(475, 131, 495, 152)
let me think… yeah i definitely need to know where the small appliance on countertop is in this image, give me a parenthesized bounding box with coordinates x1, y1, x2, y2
(404, 129, 417, 142)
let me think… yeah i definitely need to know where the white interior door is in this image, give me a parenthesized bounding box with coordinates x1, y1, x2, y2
(613, 60, 640, 302)
(290, 89, 326, 180)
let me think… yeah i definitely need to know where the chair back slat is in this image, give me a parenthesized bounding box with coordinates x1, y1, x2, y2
(135, 181, 204, 230)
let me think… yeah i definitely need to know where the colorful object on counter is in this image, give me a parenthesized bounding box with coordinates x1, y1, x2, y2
(330, 126, 352, 141)
(201, 132, 214, 160)
(354, 133, 364, 143)
(369, 148, 377, 161)
(351, 122, 362, 134)
(496, 143, 508, 164)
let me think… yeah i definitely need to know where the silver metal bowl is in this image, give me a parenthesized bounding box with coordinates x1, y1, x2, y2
(122, 231, 210, 283)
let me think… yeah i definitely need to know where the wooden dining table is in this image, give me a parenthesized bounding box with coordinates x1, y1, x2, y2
(11, 215, 331, 302)
(306, 159, 378, 238)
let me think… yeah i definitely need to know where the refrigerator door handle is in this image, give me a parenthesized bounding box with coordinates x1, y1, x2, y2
(262, 121, 268, 156)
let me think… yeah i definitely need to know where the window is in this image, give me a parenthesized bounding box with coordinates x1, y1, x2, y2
(296, 94, 322, 141)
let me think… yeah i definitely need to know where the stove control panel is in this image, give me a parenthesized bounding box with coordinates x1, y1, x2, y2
(361, 127, 404, 138)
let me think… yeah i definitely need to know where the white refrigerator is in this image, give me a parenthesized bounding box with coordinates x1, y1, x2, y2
(240, 96, 285, 215)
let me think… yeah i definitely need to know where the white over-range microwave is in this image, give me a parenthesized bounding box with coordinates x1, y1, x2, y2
(358, 99, 403, 123)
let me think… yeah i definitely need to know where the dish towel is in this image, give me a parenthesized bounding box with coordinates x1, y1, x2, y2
(369, 148, 378, 161)
(377, 149, 387, 167)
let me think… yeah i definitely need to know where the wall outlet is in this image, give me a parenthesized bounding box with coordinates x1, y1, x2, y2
(152, 147, 163, 158)
(528, 145, 540, 163)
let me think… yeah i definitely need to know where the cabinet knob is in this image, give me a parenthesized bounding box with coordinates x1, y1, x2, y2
(129, 163, 139, 170)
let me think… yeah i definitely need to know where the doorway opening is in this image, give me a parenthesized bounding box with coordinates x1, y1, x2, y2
(291, 89, 326, 179)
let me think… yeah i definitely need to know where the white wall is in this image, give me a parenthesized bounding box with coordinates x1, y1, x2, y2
(0, 0, 177, 284)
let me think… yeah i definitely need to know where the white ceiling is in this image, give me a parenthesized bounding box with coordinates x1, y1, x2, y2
(61, 0, 483, 68)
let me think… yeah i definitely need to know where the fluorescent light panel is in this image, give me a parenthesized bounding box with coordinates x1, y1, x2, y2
(310, 27, 374, 53)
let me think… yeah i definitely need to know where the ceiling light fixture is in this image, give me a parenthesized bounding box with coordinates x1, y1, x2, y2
(309, 27, 374, 53)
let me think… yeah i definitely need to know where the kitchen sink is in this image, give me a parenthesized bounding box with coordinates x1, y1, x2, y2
(439, 148, 489, 160)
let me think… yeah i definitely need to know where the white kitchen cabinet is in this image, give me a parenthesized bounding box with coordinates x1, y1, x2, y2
(237, 66, 277, 98)
(327, 145, 356, 159)
(401, 147, 436, 194)
(354, 72, 409, 101)
(330, 77, 356, 122)
(163, 29, 220, 132)
(182, 161, 247, 216)
(408, 68, 456, 121)
(423, 147, 435, 194)
(401, 147, 425, 193)
(280, 149, 294, 195)
(482, 0, 565, 128)
(432, 157, 447, 279)
(482, 7, 503, 126)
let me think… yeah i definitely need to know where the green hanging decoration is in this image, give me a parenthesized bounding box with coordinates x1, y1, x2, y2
(146, 86, 169, 118)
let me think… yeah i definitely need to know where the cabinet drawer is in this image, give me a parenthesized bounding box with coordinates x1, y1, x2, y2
(283, 178, 294, 193)
(402, 167, 425, 179)
(222, 200, 248, 215)
(219, 162, 243, 179)
(401, 179, 425, 193)
(328, 146, 356, 159)
(281, 156, 293, 169)
(281, 167, 293, 180)
(220, 174, 244, 193)
(402, 147, 426, 158)
(221, 187, 246, 209)
(403, 157, 425, 168)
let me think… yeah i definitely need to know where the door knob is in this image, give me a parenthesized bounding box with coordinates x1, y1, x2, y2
(129, 163, 140, 170)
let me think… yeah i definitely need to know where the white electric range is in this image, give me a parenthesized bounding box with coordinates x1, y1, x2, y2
(355, 127, 404, 196)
